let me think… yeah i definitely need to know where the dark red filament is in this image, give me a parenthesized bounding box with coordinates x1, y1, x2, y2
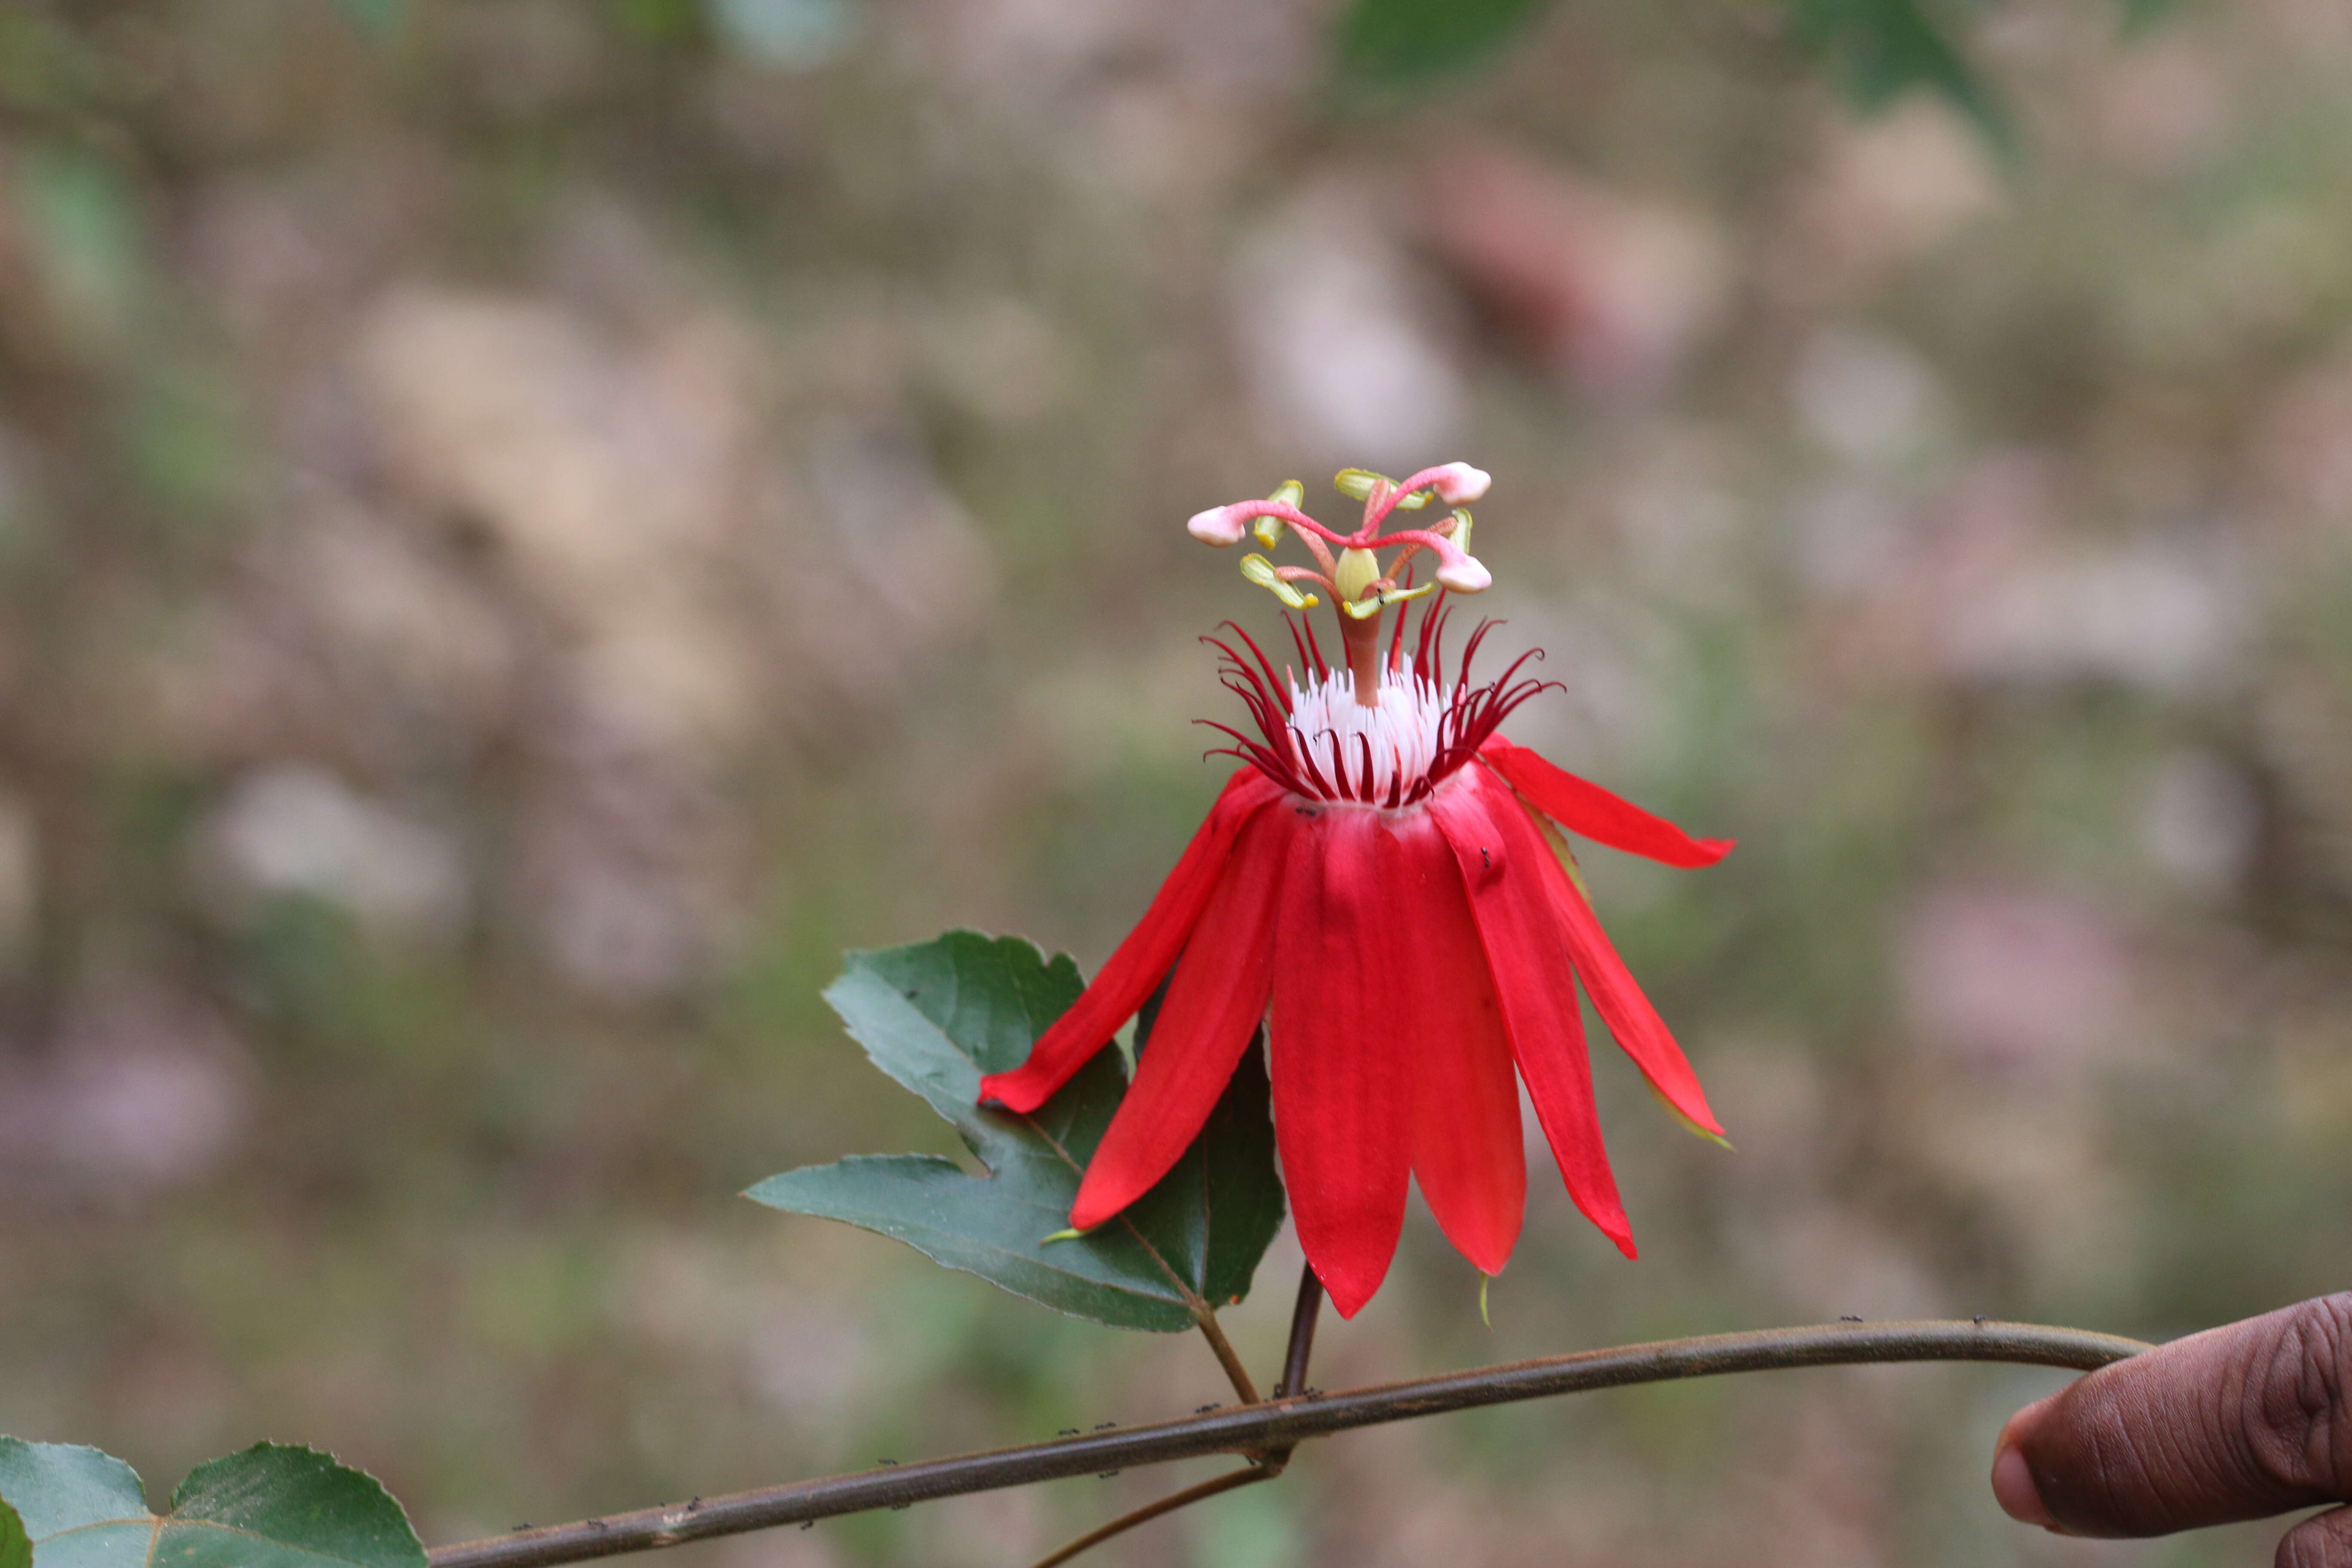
(1200, 598, 1556, 806)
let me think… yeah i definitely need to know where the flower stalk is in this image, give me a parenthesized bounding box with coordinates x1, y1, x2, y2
(1274, 1264, 1325, 1400)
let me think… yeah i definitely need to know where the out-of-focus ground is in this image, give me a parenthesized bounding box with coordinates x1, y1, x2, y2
(0, 1, 2347, 1564)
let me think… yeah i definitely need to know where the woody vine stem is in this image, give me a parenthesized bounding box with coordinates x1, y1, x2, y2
(427, 1314, 2147, 1568)
(1019, 1266, 1326, 1568)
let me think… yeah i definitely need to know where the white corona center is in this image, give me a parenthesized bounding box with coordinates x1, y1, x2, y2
(1286, 657, 1447, 799)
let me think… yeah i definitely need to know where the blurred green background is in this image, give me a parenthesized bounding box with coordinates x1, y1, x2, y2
(0, 1, 2348, 1564)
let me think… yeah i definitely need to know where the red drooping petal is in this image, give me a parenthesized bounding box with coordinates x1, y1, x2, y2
(980, 769, 1283, 1112)
(1428, 771, 1635, 1259)
(1069, 808, 1292, 1230)
(1513, 788, 1726, 1139)
(1271, 804, 1413, 1318)
(1481, 738, 1733, 868)
(1381, 808, 1524, 1277)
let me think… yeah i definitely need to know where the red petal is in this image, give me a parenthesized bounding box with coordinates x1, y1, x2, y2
(1382, 808, 1524, 1277)
(1482, 738, 1733, 868)
(980, 769, 1282, 1112)
(1271, 804, 1412, 1318)
(1428, 772, 1635, 1258)
(1069, 808, 1291, 1230)
(1518, 790, 1726, 1139)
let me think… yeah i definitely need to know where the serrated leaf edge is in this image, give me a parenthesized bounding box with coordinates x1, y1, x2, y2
(2, 1442, 425, 1568)
(747, 1159, 1194, 1329)
(766, 932, 1233, 1332)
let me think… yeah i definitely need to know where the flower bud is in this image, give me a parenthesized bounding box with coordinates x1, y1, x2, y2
(1429, 463, 1491, 504)
(1188, 504, 1248, 546)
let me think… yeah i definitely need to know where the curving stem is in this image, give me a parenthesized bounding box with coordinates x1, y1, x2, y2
(1024, 1462, 1283, 1568)
(426, 1320, 2150, 1568)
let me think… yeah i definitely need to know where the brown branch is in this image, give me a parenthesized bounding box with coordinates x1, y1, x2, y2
(1023, 1266, 1326, 1568)
(426, 1319, 2149, 1568)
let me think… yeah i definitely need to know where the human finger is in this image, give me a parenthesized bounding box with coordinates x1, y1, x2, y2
(1992, 1294, 2352, 1538)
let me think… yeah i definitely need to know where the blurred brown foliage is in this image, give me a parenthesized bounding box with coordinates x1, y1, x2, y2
(1, 1, 2350, 1565)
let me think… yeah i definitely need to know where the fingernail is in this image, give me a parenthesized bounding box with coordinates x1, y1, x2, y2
(1991, 1439, 2057, 1530)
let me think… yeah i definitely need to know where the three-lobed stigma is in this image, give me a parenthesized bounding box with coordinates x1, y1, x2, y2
(1188, 464, 1494, 624)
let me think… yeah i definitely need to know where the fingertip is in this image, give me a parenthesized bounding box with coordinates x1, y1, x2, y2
(1997, 1390, 2058, 1452)
(1992, 1439, 2058, 1531)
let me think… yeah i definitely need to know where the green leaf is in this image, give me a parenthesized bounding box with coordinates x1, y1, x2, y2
(1335, 0, 1555, 87)
(0, 1439, 426, 1568)
(333, 0, 409, 38)
(1120, 976, 1284, 1310)
(1793, 0, 2015, 159)
(748, 931, 1285, 1331)
(0, 1498, 29, 1568)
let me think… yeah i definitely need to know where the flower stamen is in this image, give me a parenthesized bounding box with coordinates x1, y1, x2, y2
(1240, 553, 1321, 610)
(1188, 464, 1495, 706)
(1202, 603, 1558, 807)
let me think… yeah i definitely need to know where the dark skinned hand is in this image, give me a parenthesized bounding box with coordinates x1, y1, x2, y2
(1993, 1294, 2352, 1565)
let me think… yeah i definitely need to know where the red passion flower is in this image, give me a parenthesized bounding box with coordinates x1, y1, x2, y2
(979, 464, 1732, 1318)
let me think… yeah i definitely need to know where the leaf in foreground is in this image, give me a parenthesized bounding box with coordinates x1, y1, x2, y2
(1793, 0, 2015, 158)
(0, 1438, 425, 1568)
(332, 0, 409, 38)
(1335, 0, 1555, 86)
(748, 931, 1285, 1332)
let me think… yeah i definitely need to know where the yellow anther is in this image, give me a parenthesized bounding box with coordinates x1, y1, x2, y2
(1334, 547, 1382, 603)
(1378, 581, 1436, 607)
(1252, 480, 1303, 550)
(1335, 468, 1431, 509)
(1241, 553, 1319, 610)
(1443, 508, 1472, 551)
(1339, 595, 1383, 620)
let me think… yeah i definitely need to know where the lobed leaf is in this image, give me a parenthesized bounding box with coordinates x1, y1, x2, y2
(0, 1439, 425, 1568)
(748, 931, 1285, 1332)
(1119, 978, 1285, 1311)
